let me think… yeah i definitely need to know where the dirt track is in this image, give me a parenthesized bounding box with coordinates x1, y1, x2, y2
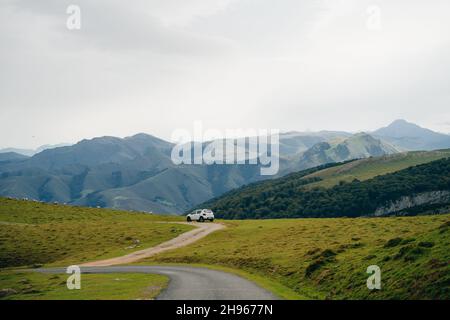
(80, 222, 225, 267)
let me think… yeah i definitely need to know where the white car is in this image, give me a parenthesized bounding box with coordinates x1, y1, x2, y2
(186, 209, 215, 222)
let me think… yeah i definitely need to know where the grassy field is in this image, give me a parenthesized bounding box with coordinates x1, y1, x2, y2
(303, 150, 450, 189)
(0, 198, 192, 300)
(0, 198, 194, 268)
(139, 214, 450, 300)
(0, 271, 168, 300)
(1, 197, 449, 300)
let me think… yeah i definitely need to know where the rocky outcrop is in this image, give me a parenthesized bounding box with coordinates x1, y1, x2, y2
(374, 190, 450, 216)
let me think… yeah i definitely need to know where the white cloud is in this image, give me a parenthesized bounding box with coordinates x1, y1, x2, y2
(1, 0, 449, 148)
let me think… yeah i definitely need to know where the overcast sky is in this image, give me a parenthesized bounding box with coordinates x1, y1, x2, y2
(1, 0, 450, 149)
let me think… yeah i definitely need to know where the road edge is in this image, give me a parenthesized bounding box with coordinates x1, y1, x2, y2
(128, 262, 308, 300)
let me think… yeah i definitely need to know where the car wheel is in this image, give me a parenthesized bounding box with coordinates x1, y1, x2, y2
(187, 216, 192, 222)
(210, 218, 214, 222)
(199, 216, 204, 222)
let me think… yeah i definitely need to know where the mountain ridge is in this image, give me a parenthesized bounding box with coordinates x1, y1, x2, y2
(0, 120, 448, 214)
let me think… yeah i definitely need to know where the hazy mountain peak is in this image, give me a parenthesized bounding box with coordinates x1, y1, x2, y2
(79, 136, 122, 144)
(127, 133, 157, 140)
(375, 119, 434, 137)
(391, 119, 410, 125)
(350, 132, 374, 139)
(126, 133, 173, 145)
(125, 132, 155, 139)
(374, 119, 450, 151)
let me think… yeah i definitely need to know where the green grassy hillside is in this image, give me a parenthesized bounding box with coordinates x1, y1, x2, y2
(303, 150, 450, 189)
(1, 198, 448, 300)
(0, 198, 193, 268)
(200, 153, 450, 219)
(140, 214, 450, 300)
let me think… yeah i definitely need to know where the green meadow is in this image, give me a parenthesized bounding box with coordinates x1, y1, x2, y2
(1, 197, 449, 300)
(140, 215, 450, 300)
(0, 198, 193, 268)
(0, 198, 195, 300)
(0, 271, 167, 300)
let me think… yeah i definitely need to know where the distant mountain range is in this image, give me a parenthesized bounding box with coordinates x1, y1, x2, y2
(0, 143, 71, 157)
(1, 120, 449, 214)
(279, 132, 398, 176)
(0, 152, 28, 163)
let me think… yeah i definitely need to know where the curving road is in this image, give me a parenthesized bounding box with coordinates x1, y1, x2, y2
(35, 265, 278, 300)
(33, 222, 278, 299)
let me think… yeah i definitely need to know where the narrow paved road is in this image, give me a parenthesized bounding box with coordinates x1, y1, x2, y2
(34, 222, 279, 299)
(81, 222, 224, 267)
(35, 266, 278, 300)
